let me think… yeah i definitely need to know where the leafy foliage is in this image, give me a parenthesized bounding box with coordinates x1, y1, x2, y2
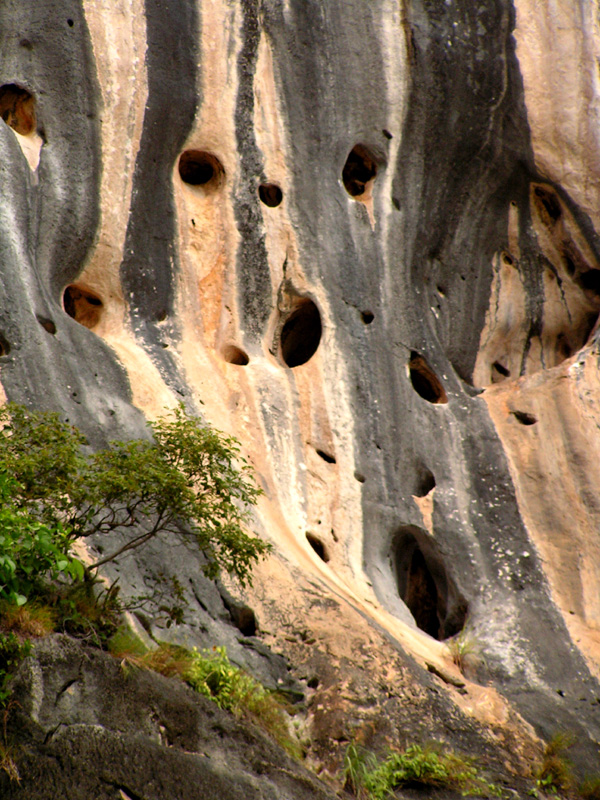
(186, 646, 299, 757)
(344, 741, 501, 799)
(0, 473, 83, 608)
(0, 403, 268, 606)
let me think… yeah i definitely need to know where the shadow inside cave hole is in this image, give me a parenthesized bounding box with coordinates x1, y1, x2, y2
(391, 526, 467, 640)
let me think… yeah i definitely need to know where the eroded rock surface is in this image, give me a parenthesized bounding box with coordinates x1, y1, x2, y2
(1, 0, 600, 792)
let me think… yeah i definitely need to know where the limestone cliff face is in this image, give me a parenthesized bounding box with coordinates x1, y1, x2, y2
(1, 0, 600, 794)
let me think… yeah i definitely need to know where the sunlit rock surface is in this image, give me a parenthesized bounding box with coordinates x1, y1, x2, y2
(1, 0, 600, 795)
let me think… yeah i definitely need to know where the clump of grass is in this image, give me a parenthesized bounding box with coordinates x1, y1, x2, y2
(108, 633, 300, 759)
(344, 741, 501, 800)
(534, 732, 575, 795)
(0, 601, 56, 638)
(580, 775, 600, 799)
(186, 646, 301, 758)
(445, 628, 482, 675)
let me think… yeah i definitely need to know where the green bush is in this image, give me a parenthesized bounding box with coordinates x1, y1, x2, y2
(186, 646, 300, 757)
(0, 403, 268, 612)
(344, 741, 501, 799)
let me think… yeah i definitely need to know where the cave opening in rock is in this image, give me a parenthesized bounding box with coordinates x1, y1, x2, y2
(512, 410, 537, 426)
(63, 285, 103, 330)
(408, 352, 448, 404)
(0, 84, 35, 135)
(258, 183, 282, 207)
(414, 467, 435, 498)
(361, 310, 374, 325)
(178, 150, 224, 189)
(342, 144, 378, 198)
(392, 527, 467, 640)
(0, 333, 10, 357)
(533, 185, 562, 224)
(280, 299, 322, 368)
(306, 532, 329, 562)
(316, 448, 336, 464)
(37, 316, 56, 335)
(222, 344, 249, 366)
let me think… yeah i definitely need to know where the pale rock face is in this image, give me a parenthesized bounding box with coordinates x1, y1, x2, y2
(1, 0, 600, 791)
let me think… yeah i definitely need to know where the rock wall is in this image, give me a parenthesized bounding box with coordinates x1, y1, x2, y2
(1, 0, 600, 792)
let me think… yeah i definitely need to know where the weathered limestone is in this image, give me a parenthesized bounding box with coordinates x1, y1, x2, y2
(1, 0, 600, 793)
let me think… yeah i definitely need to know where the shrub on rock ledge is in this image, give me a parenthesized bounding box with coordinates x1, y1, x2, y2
(0, 403, 268, 609)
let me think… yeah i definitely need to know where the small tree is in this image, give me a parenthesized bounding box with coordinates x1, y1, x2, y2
(0, 403, 268, 607)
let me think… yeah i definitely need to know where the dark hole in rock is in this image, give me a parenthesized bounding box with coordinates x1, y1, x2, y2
(307, 675, 319, 689)
(258, 183, 282, 207)
(557, 334, 573, 360)
(37, 315, 56, 335)
(0, 84, 35, 135)
(342, 144, 377, 198)
(534, 185, 562, 222)
(361, 311, 374, 325)
(491, 361, 511, 385)
(392, 526, 467, 640)
(354, 471, 365, 483)
(502, 252, 514, 266)
(280, 299, 321, 368)
(415, 468, 435, 498)
(512, 410, 537, 426)
(392, 196, 401, 210)
(0, 333, 9, 356)
(306, 532, 329, 563)
(316, 448, 336, 464)
(409, 352, 448, 404)
(382, 129, 393, 140)
(564, 254, 576, 277)
(579, 269, 600, 295)
(223, 344, 249, 366)
(178, 150, 224, 188)
(67, 18, 74, 27)
(63, 285, 103, 330)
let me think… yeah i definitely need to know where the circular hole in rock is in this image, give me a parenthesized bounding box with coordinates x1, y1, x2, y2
(0, 84, 36, 135)
(409, 351, 447, 404)
(178, 150, 224, 189)
(342, 144, 378, 198)
(67, 18, 74, 27)
(392, 526, 467, 640)
(258, 183, 282, 207)
(223, 344, 249, 366)
(306, 532, 330, 563)
(280, 299, 322, 368)
(361, 311, 374, 325)
(63, 285, 103, 330)
(37, 315, 56, 335)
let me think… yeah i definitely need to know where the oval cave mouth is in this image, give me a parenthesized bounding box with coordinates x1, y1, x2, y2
(222, 344, 249, 366)
(63, 285, 103, 330)
(0, 83, 36, 135)
(178, 150, 224, 189)
(280, 299, 322, 368)
(258, 183, 283, 207)
(342, 144, 378, 198)
(306, 532, 329, 563)
(391, 527, 467, 640)
(409, 351, 448, 404)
